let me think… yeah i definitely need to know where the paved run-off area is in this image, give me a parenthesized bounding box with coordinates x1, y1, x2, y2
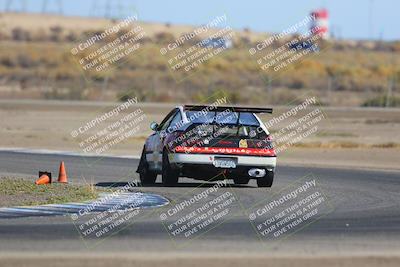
(0, 150, 399, 258)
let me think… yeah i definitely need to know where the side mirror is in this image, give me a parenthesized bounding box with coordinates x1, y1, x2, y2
(150, 122, 159, 131)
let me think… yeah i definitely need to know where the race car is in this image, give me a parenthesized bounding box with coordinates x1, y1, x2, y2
(136, 105, 276, 187)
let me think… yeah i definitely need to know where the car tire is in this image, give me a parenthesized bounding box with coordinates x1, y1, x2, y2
(233, 177, 250, 185)
(257, 171, 274, 187)
(138, 148, 157, 185)
(162, 150, 179, 186)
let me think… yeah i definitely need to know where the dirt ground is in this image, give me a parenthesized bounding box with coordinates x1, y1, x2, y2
(0, 99, 399, 171)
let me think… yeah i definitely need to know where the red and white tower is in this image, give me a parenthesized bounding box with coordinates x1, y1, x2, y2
(310, 8, 329, 39)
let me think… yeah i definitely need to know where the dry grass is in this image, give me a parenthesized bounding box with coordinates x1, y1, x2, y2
(0, 13, 399, 105)
(0, 177, 98, 207)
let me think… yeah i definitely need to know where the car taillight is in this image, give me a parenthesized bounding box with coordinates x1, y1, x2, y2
(265, 135, 275, 156)
(174, 146, 276, 156)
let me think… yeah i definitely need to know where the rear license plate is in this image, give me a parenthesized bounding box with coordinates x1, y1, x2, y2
(213, 157, 237, 168)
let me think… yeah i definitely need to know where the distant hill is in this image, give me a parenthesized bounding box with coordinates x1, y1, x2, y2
(0, 12, 267, 41)
(0, 12, 399, 107)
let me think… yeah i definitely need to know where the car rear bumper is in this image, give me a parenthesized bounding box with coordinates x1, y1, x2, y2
(169, 152, 276, 168)
(169, 152, 276, 180)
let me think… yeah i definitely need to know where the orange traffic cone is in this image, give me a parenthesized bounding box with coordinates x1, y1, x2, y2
(35, 173, 51, 185)
(57, 161, 68, 183)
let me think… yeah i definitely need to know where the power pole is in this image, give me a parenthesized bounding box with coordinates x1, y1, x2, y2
(105, 0, 111, 18)
(41, 0, 63, 15)
(91, 0, 132, 19)
(5, 0, 27, 12)
(5, 0, 12, 11)
(368, 0, 374, 40)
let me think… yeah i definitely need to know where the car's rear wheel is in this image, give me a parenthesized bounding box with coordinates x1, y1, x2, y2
(233, 177, 250, 185)
(162, 150, 179, 186)
(257, 171, 274, 187)
(138, 148, 157, 185)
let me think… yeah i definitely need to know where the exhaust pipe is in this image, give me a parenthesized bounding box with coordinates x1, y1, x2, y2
(248, 168, 266, 178)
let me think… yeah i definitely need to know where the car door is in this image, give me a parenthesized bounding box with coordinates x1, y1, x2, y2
(147, 109, 178, 171)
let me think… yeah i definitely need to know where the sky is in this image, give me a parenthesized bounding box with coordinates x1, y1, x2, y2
(1, 0, 398, 41)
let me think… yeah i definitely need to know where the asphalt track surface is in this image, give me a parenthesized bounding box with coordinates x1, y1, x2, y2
(0, 150, 399, 254)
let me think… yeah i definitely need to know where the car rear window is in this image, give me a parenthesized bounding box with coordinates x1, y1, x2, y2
(185, 111, 260, 126)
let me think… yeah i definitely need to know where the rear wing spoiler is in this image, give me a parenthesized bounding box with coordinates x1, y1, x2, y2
(184, 105, 273, 114)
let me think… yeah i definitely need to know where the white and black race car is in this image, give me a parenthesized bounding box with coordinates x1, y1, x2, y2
(136, 105, 276, 187)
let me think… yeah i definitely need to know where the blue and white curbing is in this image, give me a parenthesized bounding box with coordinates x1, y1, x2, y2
(0, 192, 169, 219)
